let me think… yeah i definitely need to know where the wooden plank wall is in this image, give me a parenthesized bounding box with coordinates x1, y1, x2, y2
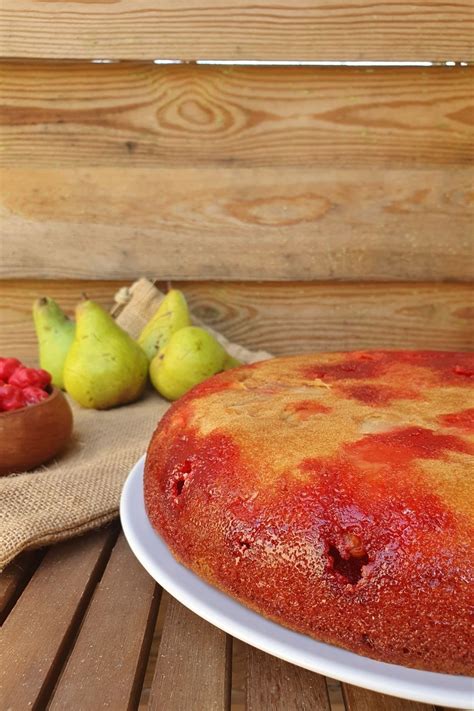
(1, 1, 473, 61)
(1, 63, 473, 283)
(2, 280, 473, 363)
(0, 1, 473, 364)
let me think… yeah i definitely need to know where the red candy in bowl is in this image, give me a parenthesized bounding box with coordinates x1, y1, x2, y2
(0, 358, 73, 475)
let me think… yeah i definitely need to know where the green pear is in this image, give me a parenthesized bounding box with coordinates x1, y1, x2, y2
(137, 289, 190, 361)
(33, 297, 76, 389)
(64, 300, 148, 409)
(223, 354, 243, 370)
(150, 326, 227, 401)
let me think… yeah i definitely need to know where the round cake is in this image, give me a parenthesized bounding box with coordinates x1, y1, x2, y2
(144, 350, 473, 674)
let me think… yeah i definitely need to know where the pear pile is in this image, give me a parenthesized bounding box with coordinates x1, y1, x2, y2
(33, 290, 240, 409)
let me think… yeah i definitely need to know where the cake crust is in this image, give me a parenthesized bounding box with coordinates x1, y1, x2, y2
(144, 351, 474, 674)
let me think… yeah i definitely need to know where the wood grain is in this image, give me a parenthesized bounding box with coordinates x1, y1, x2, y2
(175, 280, 474, 353)
(149, 595, 231, 711)
(0, 550, 42, 624)
(1, 63, 472, 169)
(246, 644, 331, 710)
(231, 637, 247, 711)
(138, 591, 169, 709)
(1, 167, 473, 282)
(0, 386, 73, 476)
(0, 527, 118, 710)
(50, 534, 160, 711)
(1, 279, 472, 364)
(1, 1, 472, 62)
(342, 684, 435, 711)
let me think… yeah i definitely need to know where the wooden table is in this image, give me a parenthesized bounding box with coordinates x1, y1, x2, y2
(1, 524, 458, 711)
(0, 0, 471, 707)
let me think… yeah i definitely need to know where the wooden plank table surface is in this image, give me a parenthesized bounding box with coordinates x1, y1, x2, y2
(0, 528, 463, 711)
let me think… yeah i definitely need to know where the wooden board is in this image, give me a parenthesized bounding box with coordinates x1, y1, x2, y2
(342, 684, 435, 710)
(1, 167, 472, 282)
(139, 591, 169, 709)
(1, 63, 472, 169)
(1, 1, 472, 62)
(0, 550, 42, 624)
(174, 280, 474, 353)
(0, 280, 472, 364)
(1, 530, 468, 710)
(246, 644, 331, 710)
(148, 595, 231, 710)
(50, 534, 160, 711)
(0, 527, 118, 710)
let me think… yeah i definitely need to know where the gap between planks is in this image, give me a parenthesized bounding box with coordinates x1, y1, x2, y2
(49, 533, 161, 710)
(0, 525, 119, 710)
(0, 549, 44, 624)
(147, 594, 232, 711)
(0, 528, 465, 711)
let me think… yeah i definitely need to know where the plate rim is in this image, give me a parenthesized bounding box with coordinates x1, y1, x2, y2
(120, 454, 473, 710)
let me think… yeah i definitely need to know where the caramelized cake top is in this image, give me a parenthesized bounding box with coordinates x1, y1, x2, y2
(145, 351, 474, 674)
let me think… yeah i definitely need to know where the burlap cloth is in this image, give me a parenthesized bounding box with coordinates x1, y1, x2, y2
(0, 279, 271, 569)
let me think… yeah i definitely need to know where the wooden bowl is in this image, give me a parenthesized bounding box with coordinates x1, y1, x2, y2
(0, 387, 74, 476)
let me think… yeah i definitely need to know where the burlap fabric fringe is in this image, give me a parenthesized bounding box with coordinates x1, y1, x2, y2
(0, 279, 271, 569)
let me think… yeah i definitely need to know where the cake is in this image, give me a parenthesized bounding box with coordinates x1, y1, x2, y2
(144, 350, 474, 674)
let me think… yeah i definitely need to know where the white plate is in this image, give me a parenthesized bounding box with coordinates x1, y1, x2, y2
(120, 455, 473, 709)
